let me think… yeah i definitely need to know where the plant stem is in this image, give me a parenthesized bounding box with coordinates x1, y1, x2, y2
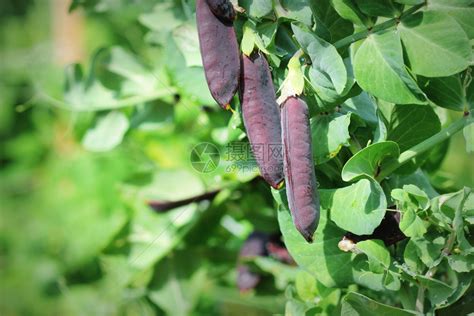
(333, 3, 425, 49)
(376, 113, 473, 181)
(36, 88, 177, 112)
(415, 284, 425, 313)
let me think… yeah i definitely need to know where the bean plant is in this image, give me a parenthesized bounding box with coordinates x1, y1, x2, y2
(10, 0, 473, 315)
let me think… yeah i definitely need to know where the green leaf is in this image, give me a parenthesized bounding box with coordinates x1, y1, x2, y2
(148, 251, 208, 316)
(129, 203, 200, 270)
(417, 275, 455, 306)
(295, 270, 318, 302)
(241, 22, 256, 56)
(341, 292, 420, 315)
(352, 255, 386, 291)
(285, 286, 315, 315)
(139, 2, 186, 43)
(310, 0, 354, 42)
(399, 11, 472, 77)
(130, 101, 174, 131)
(278, 51, 305, 103)
(140, 170, 205, 201)
(128, 170, 205, 269)
(448, 254, 474, 273)
(387, 104, 441, 152)
(410, 234, 445, 268)
(399, 209, 427, 237)
(331, 0, 371, 26)
(165, 35, 214, 105)
(276, 0, 314, 26)
(404, 240, 425, 273)
(242, 21, 272, 55)
(342, 92, 378, 125)
(388, 169, 439, 199)
(310, 57, 358, 110)
(384, 271, 401, 291)
(82, 111, 129, 152)
(172, 21, 202, 67)
(63, 50, 174, 111)
(105, 47, 159, 95)
(63, 64, 116, 111)
(435, 273, 473, 313)
(391, 184, 430, 210)
(355, 0, 402, 18)
(342, 141, 400, 182)
(292, 25, 347, 94)
(427, 0, 474, 39)
(257, 22, 279, 47)
(330, 179, 387, 235)
(355, 240, 391, 274)
(276, 189, 354, 288)
(452, 187, 473, 253)
(422, 75, 467, 112)
(240, 0, 273, 18)
(374, 111, 388, 143)
(311, 113, 352, 165)
(354, 30, 426, 104)
(254, 257, 299, 290)
(392, 185, 429, 237)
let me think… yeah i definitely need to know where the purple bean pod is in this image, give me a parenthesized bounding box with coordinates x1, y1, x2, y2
(196, 0, 240, 109)
(281, 96, 320, 242)
(241, 52, 284, 188)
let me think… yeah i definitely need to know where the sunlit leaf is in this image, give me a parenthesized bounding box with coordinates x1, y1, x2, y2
(354, 30, 426, 104)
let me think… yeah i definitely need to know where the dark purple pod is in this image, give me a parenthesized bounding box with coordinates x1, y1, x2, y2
(237, 232, 268, 292)
(196, 0, 240, 109)
(205, 0, 236, 23)
(281, 97, 320, 242)
(241, 52, 284, 188)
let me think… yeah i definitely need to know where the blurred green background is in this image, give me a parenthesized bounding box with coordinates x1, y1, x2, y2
(0, 0, 473, 315)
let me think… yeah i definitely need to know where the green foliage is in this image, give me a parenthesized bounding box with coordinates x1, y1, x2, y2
(1, 0, 474, 315)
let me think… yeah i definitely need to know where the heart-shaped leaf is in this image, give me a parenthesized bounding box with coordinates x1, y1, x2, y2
(330, 179, 387, 235)
(311, 113, 352, 165)
(342, 141, 400, 182)
(82, 111, 130, 152)
(292, 24, 347, 94)
(427, 0, 474, 39)
(422, 75, 467, 112)
(354, 30, 426, 104)
(399, 11, 471, 77)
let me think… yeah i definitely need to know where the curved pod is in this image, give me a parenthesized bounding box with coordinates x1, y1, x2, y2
(196, 0, 240, 109)
(281, 97, 320, 242)
(241, 52, 284, 188)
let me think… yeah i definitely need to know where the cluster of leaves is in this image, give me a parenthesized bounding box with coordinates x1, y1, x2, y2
(2, 0, 473, 315)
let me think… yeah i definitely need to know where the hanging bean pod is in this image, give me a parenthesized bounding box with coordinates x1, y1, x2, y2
(281, 96, 320, 242)
(241, 52, 284, 188)
(196, 0, 240, 109)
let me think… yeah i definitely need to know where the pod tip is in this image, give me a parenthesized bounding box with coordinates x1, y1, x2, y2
(275, 180, 285, 190)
